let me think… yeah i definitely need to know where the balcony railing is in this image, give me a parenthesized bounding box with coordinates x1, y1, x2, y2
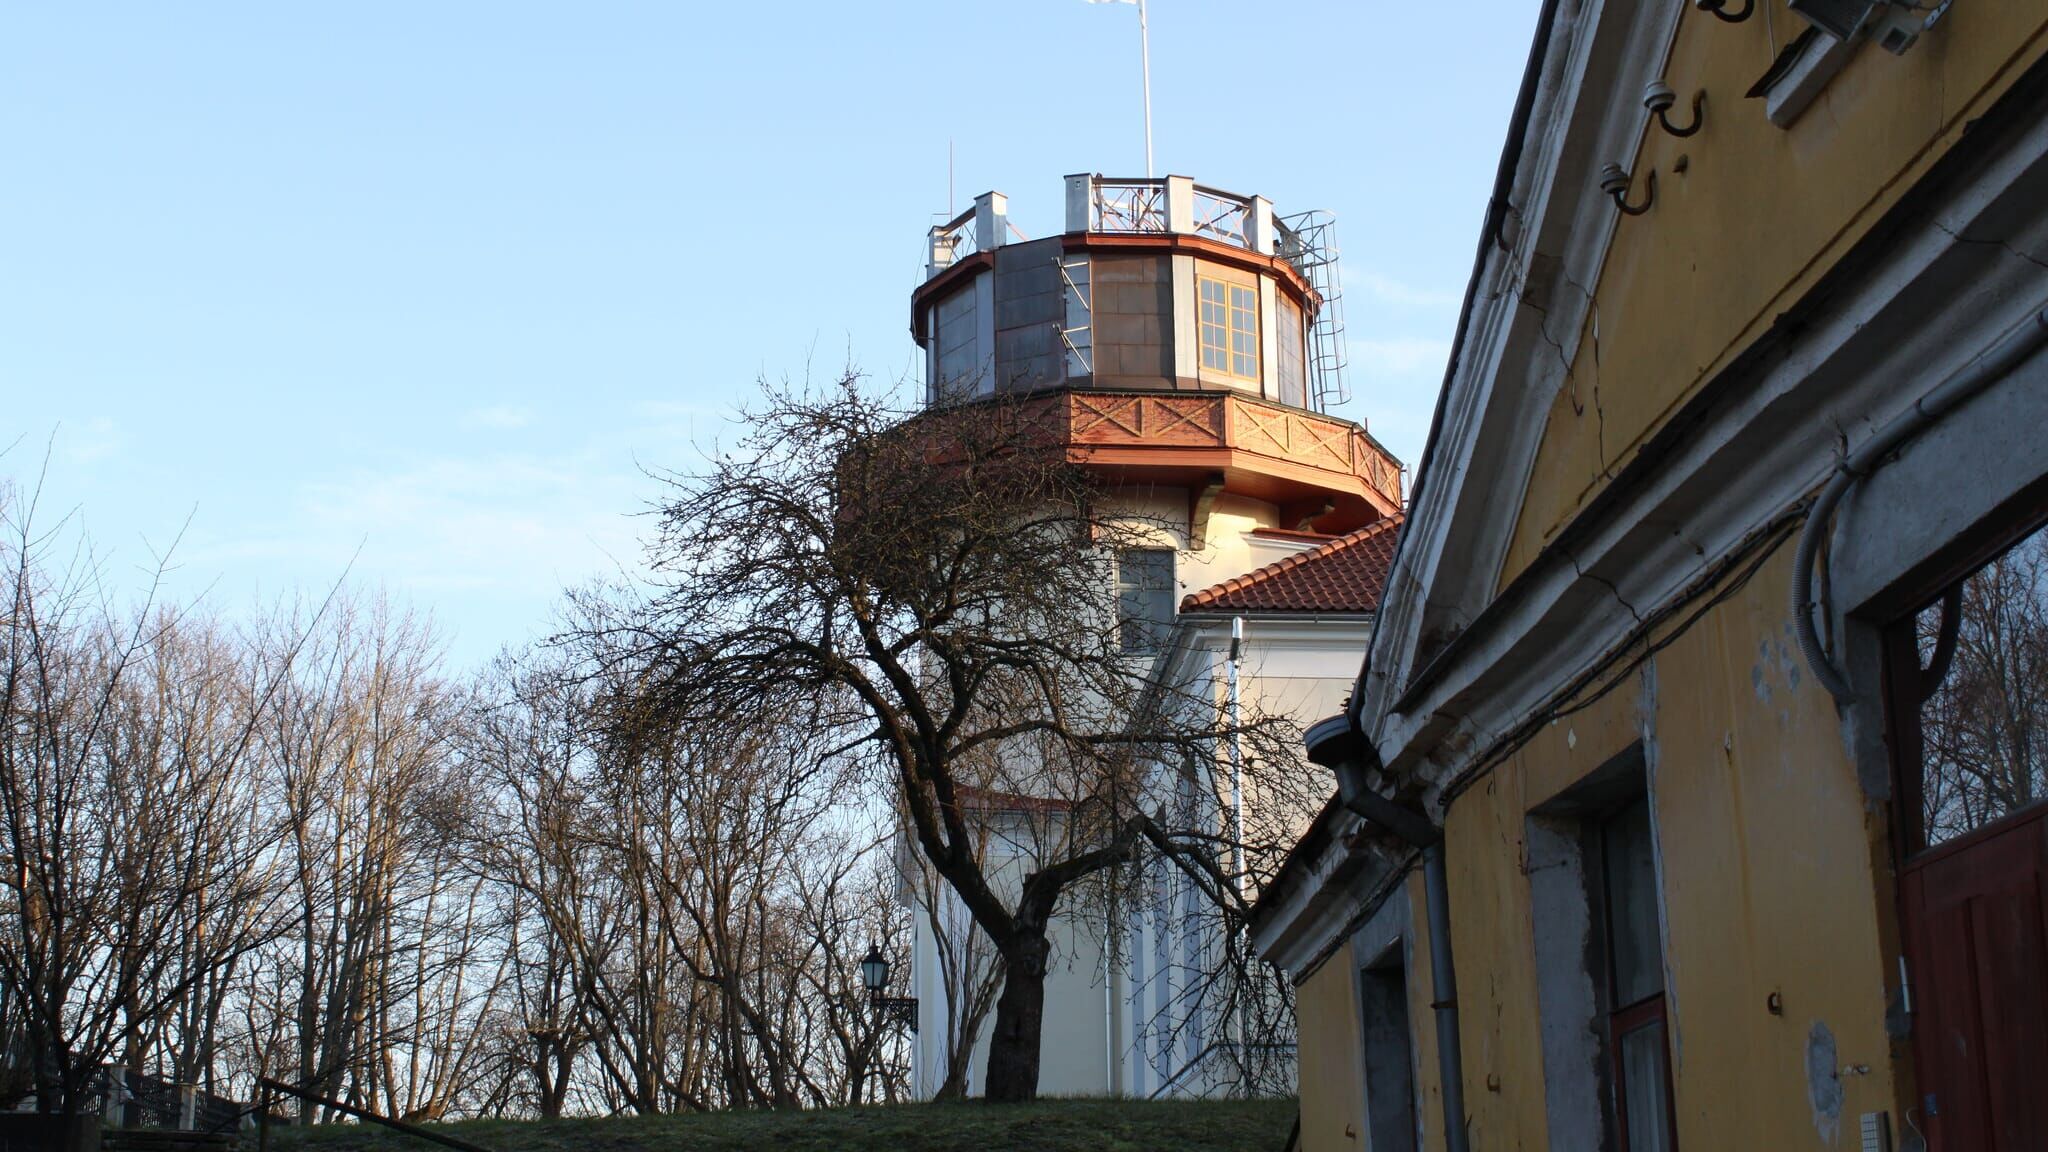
(1090, 179, 1169, 233)
(928, 177, 1291, 279)
(927, 192, 1012, 278)
(1063, 175, 1276, 256)
(1190, 185, 1251, 247)
(926, 205, 979, 274)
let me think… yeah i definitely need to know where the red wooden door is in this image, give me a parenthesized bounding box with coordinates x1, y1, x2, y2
(1900, 804, 2048, 1151)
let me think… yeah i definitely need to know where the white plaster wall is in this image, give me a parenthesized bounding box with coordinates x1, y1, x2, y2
(908, 867, 1114, 1098)
(1245, 533, 1326, 569)
(906, 511, 1373, 1099)
(1038, 916, 1113, 1095)
(1102, 489, 1284, 609)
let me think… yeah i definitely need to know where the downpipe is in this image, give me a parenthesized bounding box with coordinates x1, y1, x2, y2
(1794, 305, 2048, 702)
(1422, 841, 1466, 1152)
(1312, 718, 1468, 1152)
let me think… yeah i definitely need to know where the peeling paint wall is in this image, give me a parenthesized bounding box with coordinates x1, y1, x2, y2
(1431, 547, 1899, 1149)
(1297, 941, 1368, 1152)
(1643, 549, 1897, 1148)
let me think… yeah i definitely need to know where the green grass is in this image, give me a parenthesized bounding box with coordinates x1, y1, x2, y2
(258, 1096, 1297, 1152)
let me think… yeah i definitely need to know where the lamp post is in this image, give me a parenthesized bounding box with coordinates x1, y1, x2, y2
(859, 944, 918, 1030)
(856, 944, 917, 1105)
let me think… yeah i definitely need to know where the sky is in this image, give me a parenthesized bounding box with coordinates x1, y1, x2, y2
(1, 1, 1541, 671)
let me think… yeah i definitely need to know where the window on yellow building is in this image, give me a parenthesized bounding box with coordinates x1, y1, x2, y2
(1600, 796, 1677, 1152)
(1359, 948, 1417, 1150)
(1198, 276, 1258, 381)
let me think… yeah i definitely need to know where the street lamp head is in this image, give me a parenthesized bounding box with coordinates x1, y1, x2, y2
(860, 944, 889, 994)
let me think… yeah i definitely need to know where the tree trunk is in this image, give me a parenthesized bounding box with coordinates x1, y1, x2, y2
(981, 933, 1049, 1103)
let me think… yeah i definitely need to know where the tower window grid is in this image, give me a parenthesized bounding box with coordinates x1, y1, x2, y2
(1198, 277, 1259, 381)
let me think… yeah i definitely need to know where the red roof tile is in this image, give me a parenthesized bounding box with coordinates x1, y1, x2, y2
(1180, 515, 1402, 615)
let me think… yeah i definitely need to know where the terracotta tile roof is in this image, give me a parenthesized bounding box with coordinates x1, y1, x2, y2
(1180, 515, 1403, 615)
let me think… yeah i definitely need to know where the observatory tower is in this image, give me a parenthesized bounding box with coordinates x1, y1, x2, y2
(904, 174, 1407, 1099)
(911, 174, 1403, 605)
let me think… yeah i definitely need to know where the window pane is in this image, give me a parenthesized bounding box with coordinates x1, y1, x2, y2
(1603, 796, 1663, 1006)
(1913, 519, 2048, 848)
(1117, 549, 1175, 654)
(935, 285, 980, 395)
(1618, 1018, 1674, 1152)
(1277, 295, 1304, 407)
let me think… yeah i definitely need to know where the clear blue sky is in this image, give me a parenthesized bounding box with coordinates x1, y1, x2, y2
(2, 1, 1540, 669)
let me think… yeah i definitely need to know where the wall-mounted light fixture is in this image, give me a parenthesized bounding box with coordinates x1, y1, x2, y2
(1643, 81, 1705, 137)
(1789, 0, 1930, 54)
(1600, 163, 1657, 216)
(1695, 0, 1754, 22)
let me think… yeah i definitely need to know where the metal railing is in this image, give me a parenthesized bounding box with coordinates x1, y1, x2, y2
(926, 205, 979, 274)
(1190, 185, 1251, 247)
(1091, 178, 1170, 233)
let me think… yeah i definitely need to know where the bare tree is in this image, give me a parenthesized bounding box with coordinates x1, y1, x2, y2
(0, 483, 288, 1117)
(575, 375, 1301, 1101)
(463, 646, 913, 1114)
(252, 593, 496, 1122)
(1919, 525, 2048, 842)
(903, 839, 1001, 1100)
(459, 657, 597, 1118)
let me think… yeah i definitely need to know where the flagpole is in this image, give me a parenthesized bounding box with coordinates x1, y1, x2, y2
(1139, 0, 1153, 177)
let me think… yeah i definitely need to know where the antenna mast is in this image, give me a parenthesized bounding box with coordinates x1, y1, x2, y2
(1139, 0, 1153, 176)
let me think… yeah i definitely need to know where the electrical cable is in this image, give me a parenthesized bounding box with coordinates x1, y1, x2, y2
(1793, 304, 2048, 704)
(1441, 506, 1805, 806)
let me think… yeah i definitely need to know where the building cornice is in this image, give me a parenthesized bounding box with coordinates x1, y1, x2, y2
(1363, 50, 2048, 804)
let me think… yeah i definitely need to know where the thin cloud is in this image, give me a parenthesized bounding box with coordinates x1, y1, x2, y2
(1343, 269, 1462, 312)
(1350, 337, 1452, 381)
(61, 418, 123, 465)
(462, 405, 536, 430)
(198, 452, 649, 599)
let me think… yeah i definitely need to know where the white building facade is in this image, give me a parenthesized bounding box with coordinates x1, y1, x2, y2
(907, 520, 1399, 1098)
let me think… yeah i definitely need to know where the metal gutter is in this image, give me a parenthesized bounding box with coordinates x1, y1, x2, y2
(1300, 718, 1467, 1151)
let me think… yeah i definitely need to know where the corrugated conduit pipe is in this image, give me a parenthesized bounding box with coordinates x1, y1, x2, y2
(1793, 305, 2048, 703)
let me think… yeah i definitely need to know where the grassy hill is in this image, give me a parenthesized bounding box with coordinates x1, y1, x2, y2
(261, 1096, 1297, 1152)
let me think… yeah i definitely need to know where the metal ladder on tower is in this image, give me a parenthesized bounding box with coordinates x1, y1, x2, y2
(1277, 210, 1350, 411)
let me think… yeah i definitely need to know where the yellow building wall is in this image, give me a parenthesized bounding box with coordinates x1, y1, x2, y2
(1441, 778, 1554, 1150)
(1646, 547, 1897, 1147)
(1289, 8, 2048, 1147)
(1296, 941, 1366, 1152)
(1499, 6, 2048, 586)
(1428, 544, 1900, 1149)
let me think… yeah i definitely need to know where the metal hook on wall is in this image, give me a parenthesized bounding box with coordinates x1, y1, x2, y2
(1600, 163, 1657, 216)
(1695, 0, 1755, 22)
(1644, 81, 1705, 137)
